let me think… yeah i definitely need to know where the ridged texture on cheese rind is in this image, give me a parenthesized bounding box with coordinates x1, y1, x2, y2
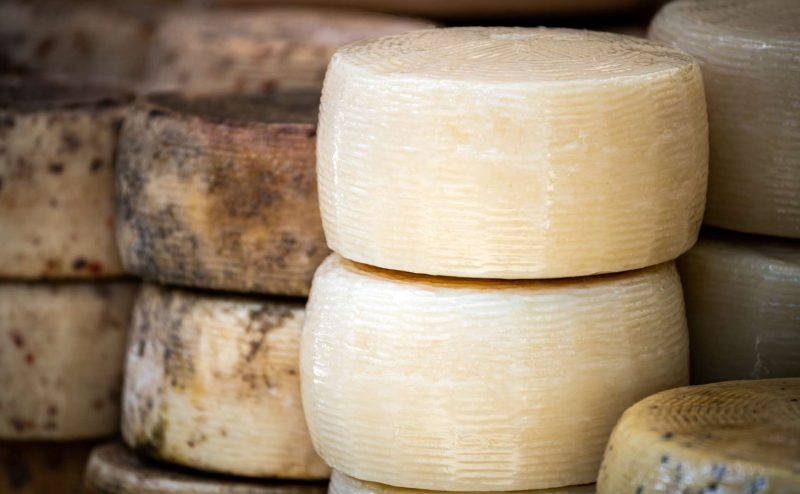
(122, 284, 329, 479)
(301, 254, 689, 491)
(116, 91, 328, 296)
(317, 27, 708, 278)
(649, 0, 800, 238)
(0, 281, 137, 439)
(598, 379, 800, 493)
(0, 440, 94, 494)
(677, 230, 800, 384)
(83, 442, 329, 494)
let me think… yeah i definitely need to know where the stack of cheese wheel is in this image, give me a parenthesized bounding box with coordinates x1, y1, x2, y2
(302, 27, 708, 491)
(0, 78, 137, 493)
(650, 0, 800, 383)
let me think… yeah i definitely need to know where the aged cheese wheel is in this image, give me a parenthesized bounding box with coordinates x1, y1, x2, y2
(598, 379, 800, 493)
(677, 229, 800, 384)
(0, 281, 137, 439)
(0, 78, 131, 279)
(318, 27, 708, 279)
(650, 0, 800, 238)
(142, 8, 430, 95)
(122, 284, 329, 479)
(83, 442, 329, 494)
(116, 91, 327, 296)
(0, 440, 94, 494)
(301, 254, 690, 490)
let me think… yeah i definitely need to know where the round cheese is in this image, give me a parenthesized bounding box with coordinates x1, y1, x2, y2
(649, 0, 800, 238)
(83, 442, 329, 494)
(317, 27, 708, 279)
(116, 91, 327, 296)
(0, 78, 131, 279)
(597, 378, 800, 493)
(0, 440, 94, 494)
(301, 254, 690, 490)
(122, 284, 329, 479)
(677, 230, 800, 384)
(143, 8, 431, 95)
(0, 281, 137, 439)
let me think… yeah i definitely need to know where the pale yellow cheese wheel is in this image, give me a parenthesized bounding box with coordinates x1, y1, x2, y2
(301, 254, 689, 490)
(0, 440, 95, 494)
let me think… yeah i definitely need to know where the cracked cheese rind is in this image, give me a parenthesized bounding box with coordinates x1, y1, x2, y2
(0, 440, 94, 494)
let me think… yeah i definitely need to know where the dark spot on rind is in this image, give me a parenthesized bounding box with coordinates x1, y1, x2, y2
(90, 158, 104, 172)
(61, 131, 81, 152)
(660, 455, 669, 464)
(662, 431, 673, 440)
(35, 36, 55, 59)
(73, 257, 87, 270)
(48, 162, 64, 174)
(9, 331, 24, 348)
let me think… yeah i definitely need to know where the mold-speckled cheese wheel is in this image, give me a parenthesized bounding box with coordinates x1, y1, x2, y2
(82, 442, 329, 494)
(301, 254, 689, 491)
(122, 284, 329, 479)
(0, 281, 137, 439)
(598, 379, 800, 493)
(142, 8, 430, 95)
(0, 79, 131, 279)
(650, 0, 800, 238)
(0, 440, 95, 494)
(116, 91, 327, 296)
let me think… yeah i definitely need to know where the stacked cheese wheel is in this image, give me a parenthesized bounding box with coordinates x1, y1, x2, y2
(650, 0, 800, 383)
(0, 78, 137, 493)
(302, 27, 707, 491)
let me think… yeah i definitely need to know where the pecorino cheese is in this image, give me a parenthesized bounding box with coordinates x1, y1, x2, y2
(0, 281, 137, 439)
(301, 254, 689, 491)
(0, 440, 94, 494)
(650, 0, 800, 238)
(116, 90, 327, 296)
(0, 78, 131, 279)
(317, 27, 708, 279)
(597, 379, 800, 493)
(122, 284, 329, 479)
(677, 229, 800, 384)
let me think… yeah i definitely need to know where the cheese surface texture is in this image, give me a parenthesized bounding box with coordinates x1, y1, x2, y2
(0, 440, 94, 494)
(650, 0, 800, 238)
(677, 230, 800, 384)
(598, 379, 800, 493)
(122, 284, 329, 479)
(0, 281, 137, 439)
(116, 91, 327, 296)
(301, 254, 690, 490)
(317, 27, 708, 278)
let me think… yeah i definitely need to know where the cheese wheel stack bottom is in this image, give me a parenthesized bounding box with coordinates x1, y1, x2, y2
(116, 90, 328, 296)
(301, 254, 689, 490)
(650, 0, 800, 238)
(0, 440, 94, 494)
(317, 27, 708, 278)
(82, 442, 329, 494)
(122, 284, 329, 479)
(678, 230, 800, 383)
(598, 379, 800, 493)
(0, 281, 137, 439)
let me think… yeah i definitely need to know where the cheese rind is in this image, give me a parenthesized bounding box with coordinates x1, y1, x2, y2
(677, 230, 800, 384)
(0, 440, 94, 494)
(597, 379, 800, 493)
(649, 0, 800, 238)
(122, 284, 329, 479)
(317, 27, 708, 278)
(0, 281, 137, 439)
(301, 254, 689, 490)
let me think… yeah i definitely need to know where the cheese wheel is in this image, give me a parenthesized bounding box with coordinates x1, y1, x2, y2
(143, 8, 430, 95)
(83, 442, 329, 494)
(598, 379, 800, 493)
(649, 0, 800, 239)
(116, 91, 327, 296)
(122, 284, 329, 479)
(0, 440, 94, 494)
(301, 254, 689, 490)
(677, 230, 800, 384)
(0, 78, 131, 279)
(317, 27, 708, 279)
(0, 281, 137, 439)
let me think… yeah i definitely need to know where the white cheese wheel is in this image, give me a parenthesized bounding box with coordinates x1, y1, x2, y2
(317, 27, 708, 279)
(650, 0, 800, 238)
(122, 284, 329, 479)
(116, 91, 327, 296)
(83, 442, 329, 494)
(301, 254, 690, 491)
(598, 379, 800, 493)
(0, 440, 94, 494)
(0, 281, 137, 439)
(677, 230, 800, 384)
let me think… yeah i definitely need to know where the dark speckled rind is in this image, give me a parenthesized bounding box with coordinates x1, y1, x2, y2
(0, 440, 95, 494)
